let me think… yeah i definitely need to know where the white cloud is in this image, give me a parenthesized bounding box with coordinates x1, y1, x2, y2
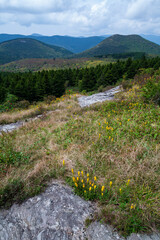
(126, 0, 160, 20)
(0, 0, 160, 36)
(0, 0, 74, 13)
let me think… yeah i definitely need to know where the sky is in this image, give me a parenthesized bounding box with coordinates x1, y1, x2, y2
(0, 0, 160, 36)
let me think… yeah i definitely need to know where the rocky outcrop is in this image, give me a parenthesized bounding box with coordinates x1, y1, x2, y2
(0, 182, 159, 240)
(78, 85, 121, 107)
(0, 182, 94, 240)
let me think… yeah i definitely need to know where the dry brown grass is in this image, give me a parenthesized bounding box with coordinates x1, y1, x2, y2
(0, 95, 80, 187)
(0, 91, 159, 234)
(0, 103, 53, 124)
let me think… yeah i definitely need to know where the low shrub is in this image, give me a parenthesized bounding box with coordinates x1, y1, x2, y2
(141, 77, 160, 105)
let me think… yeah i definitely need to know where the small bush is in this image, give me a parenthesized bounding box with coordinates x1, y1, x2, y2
(122, 80, 133, 90)
(0, 93, 18, 112)
(0, 179, 24, 208)
(14, 100, 30, 109)
(141, 78, 160, 105)
(98, 85, 104, 92)
(43, 95, 56, 104)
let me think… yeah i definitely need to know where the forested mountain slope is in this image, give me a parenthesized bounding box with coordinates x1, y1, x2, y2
(0, 34, 106, 53)
(0, 38, 73, 65)
(77, 34, 160, 57)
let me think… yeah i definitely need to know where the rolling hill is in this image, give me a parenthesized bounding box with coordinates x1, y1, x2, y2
(77, 34, 160, 57)
(0, 34, 106, 53)
(0, 38, 73, 65)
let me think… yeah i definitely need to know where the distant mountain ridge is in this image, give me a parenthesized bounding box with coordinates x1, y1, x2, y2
(1, 34, 160, 66)
(141, 34, 160, 45)
(77, 34, 160, 57)
(0, 33, 160, 54)
(0, 38, 73, 65)
(0, 34, 106, 53)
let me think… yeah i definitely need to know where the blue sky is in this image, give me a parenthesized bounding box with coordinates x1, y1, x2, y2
(0, 0, 160, 36)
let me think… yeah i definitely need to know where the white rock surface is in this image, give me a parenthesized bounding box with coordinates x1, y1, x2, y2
(78, 86, 122, 108)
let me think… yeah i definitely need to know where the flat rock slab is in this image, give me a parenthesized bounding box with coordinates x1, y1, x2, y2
(78, 86, 121, 108)
(0, 111, 54, 134)
(0, 182, 94, 240)
(0, 121, 24, 133)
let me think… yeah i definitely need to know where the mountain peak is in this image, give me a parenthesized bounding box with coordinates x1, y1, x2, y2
(77, 34, 160, 57)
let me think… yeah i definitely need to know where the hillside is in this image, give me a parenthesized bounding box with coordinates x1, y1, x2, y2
(0, 58, 113, 72)
(77, 34, 160, 57)
(0, 72, 160, 236)
(0, 38, 73, 65)
(0, 34, 106, 53)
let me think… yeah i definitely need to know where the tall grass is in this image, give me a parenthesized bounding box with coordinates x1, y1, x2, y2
(0, 83, 159, 236)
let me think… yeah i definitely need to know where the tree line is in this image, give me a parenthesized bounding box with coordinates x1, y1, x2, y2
(0, 56, 160, 103)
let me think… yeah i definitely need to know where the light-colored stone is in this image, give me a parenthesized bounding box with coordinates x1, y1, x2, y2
(0, 182, 94, 240)
(0, 111, 54, 134)
(78, 85, 122, 108)
(86, 221, 125, 240)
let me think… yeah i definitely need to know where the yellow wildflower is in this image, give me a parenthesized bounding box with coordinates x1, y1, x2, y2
(77, 177, 79, 181)
(89, 187, 92, 191)
(127, 179, 130, 186)
(101, 186, 104, 192)
(94, 176, 97, 181)
(83, 184, 85, 188)
(130, 204, 136, 209)
(110, 181, 112, 187)
(81, 171, 83, 176)
(87, 173, 89, 177)
(84, 190, 86, 194)
(101, 192, 103, 196)
(119, 188, 122, 194)
(75, 183, 78, 187)
(72, 177, 76, 182)
(81, 179, 84, 183)
(71, 169, 74, 174)
(78, 171, 80, 176)
(63, 160, 65, 166)
(94, 185, 96, 189)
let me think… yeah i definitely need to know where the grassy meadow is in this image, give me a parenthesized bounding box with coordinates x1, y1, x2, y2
(0, 79, 159, 236)
(0, 58, 112, 72)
